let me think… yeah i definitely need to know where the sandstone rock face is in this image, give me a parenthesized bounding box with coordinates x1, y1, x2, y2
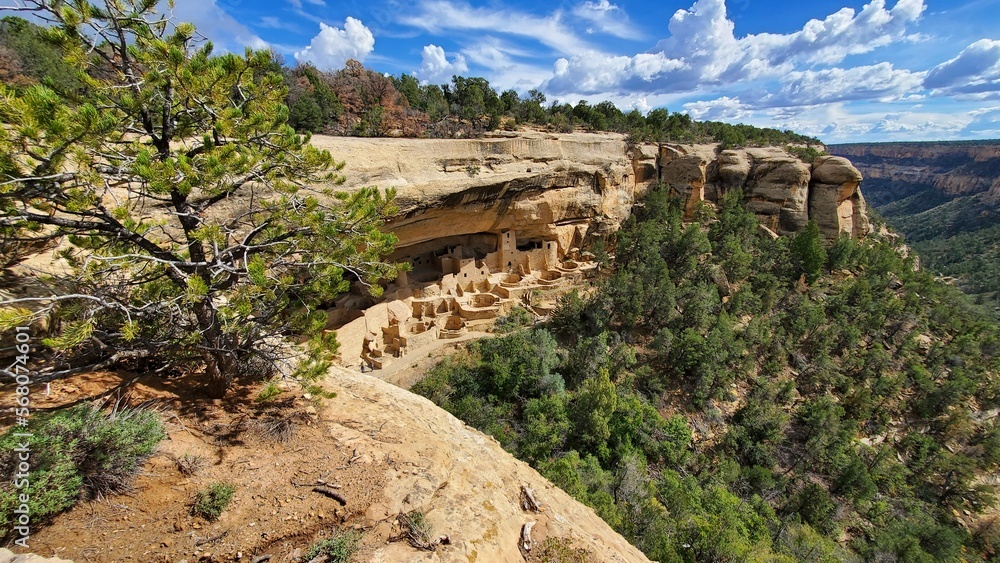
(809, 155, 870, 239)
(661, 155, 708, 220)
(310, 132, 870, 252)
(312, 131, 651, 257)
(0, 549, 72, 563)
(715, 150, 751, 194)
(326, 366, 651, 563)
(744, 150, 813, 234)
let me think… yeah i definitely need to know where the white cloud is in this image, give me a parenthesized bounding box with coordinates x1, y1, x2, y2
(549, 52, 687, 94)
(960, 107, 1000, 137)
(924, 39, 1000, 95)
(772, 63, 925, 107)
(571, 0, 634, 39)
(257, 16, 300, 33)
(171, 0, 268, 52)
(294, 17, 375, 71)
(545, 0, 926, 95)
(443, 36, 552, 92)
(683, 96, 752, 121)
(399, 0, 592, 55)
(415, 44, 468, 83)
(674, 96, 980, 142)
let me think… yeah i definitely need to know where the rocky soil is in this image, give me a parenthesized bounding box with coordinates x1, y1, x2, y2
(1, 365, 648, 562)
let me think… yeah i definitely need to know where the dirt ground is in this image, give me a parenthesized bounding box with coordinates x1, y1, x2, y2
(2, 370, 391, 562)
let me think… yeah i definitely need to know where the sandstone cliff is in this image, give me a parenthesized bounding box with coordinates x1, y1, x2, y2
(311, 131, 870, 250)
(829, 141, 1000, 204)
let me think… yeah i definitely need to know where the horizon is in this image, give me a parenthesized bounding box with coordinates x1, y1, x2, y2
(6, 0, 1000, 143)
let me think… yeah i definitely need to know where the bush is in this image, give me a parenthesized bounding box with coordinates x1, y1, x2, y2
(0, 402, 164, 540)
(494, 305, 534, 333)
(193, 482, 235, 522)
(786, 145, 827, 163)
(304, 529, 362, 562)
(400, 510, 436, 550)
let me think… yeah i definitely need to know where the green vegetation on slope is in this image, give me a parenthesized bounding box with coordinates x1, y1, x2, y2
(0, 403, 165, 541)
(828, 141, 1000, 319)
(875, 191, 1000, 318)
(415, 185, 1000, 562)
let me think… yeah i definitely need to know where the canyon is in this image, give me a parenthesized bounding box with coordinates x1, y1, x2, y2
(828, 140, 1000, 314)
(829, 141, 1000, 208)
(4, 131, 880, 563)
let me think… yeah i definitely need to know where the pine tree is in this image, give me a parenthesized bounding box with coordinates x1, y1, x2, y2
(0, 0, 399, 396)
(791, 220, 827, 284)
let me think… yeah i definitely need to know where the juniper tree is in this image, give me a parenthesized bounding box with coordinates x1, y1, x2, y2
(0, 0, 399, 396)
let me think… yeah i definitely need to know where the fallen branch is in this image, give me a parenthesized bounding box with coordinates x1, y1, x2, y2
(312, 486, 347, 505)
(520, 484, 541, 513)
(521, 521, 536, 552)
(195, 530, 228, 546)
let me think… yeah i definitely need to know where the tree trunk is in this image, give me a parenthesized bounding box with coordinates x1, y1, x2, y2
(195, 298, 237, 399)
(203, 350, 235, 399)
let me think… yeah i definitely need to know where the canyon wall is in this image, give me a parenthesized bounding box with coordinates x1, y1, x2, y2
(312, 131, 870, 258)
(828, 141, 1000, 205)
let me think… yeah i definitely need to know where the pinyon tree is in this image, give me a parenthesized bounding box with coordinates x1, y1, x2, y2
(0, 0, 399, 396)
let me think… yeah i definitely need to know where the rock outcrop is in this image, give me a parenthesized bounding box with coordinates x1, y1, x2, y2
(313, 131, 646, 257)
(743, 150, 813, 234)
(809, 155, 870, 239)
(311, 131, 870, 262)
(326, 366, 651, 562)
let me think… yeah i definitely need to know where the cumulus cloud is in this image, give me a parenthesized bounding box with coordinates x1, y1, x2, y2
(683, 96, 752, 121)
(924, 39, 1000, 95)
(294, 17, 375, 71)
(545, 0, 926, 95)
(416, 44, 468, 83)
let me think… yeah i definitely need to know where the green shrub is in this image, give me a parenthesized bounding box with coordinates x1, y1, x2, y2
(494, 305, 534, 332)
(786, 145, 827, 163)
(255, 380, 282, 403)
(304, 529, 362, 562)
(0, 402, 164, 540)
(193, 482, 235, 522)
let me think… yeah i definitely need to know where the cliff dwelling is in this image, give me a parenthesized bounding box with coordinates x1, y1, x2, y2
(331, 228, 597, 372)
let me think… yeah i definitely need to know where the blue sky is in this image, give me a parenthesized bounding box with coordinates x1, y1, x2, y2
(169, 0, 1000, 142)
